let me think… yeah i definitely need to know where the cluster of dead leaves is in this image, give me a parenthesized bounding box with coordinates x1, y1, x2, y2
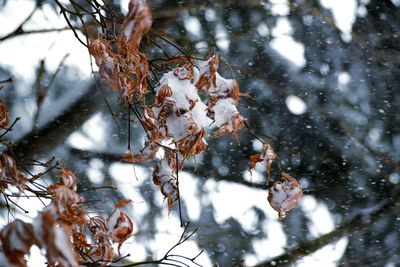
(0, 79, 134, 265)
(120, 55, 246, 211)
(0, 168, 134, 267)
(0, 1, 305, 267)
(90, 0, 301, 218)
(88, 0, 151, 102)
(0, 91, 26, 192)
(88, 1, 246, 211)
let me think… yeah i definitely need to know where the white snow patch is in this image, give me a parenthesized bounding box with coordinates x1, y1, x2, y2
(216, 23, 230, 51)
(338, 72, 351, 91)
(298, 195, 348, 266)
(27, 245, 47, 267)
(319, 0, 357, 40)
(86, 158, 105, 184)
(245, 220, 287, 265)
(270, 18, 306, 67)
(184, 16, 202, 37)
(0, 2, 91, 84)
(270, 0, 290, 16)
(205, 180, 279, 227)
(285, 95, 307, 115)
(272, 17, 293, 37)
(109, 163, 149, 217)
(68, 113, 108, 151)
(270, 36, 306, 68)
(179, 171, 201, 220)
(213, 98, 239, 128)
(257, 23, 270, 37)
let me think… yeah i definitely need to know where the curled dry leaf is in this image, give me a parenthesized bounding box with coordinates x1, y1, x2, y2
(195, 55, 219, 93)
(0, 153, 26, 191)
(33, 208, 79, 267)
(152, 154, 179, 211)
(90, 232, 114, 265)
(107, 199, 134, 255)
(50, 185, 87, 225)
(89, 0, 151, 102)
(0, 219, 35, 267)
(47, 169, 86, 225)
(117, 0, 151, 101)
(174, 64, 195, 81)
(71, 224, 90, 251)
(88, 39, 119, 89)
(0, 99, 9, 129)
(122, 142, 160, 163)
(89, 216, 109, 234)
(249, 143, 277, 179)
(156, 83, 173, 105)
(59, 168, 77, 191)
(211, 111, 245, 140)
(142, 107, 163, 141)
(88, 216, 114, 265)
(118, 0, 152, 52)
(122, 51, 149, 100)
(178, 129, 208, 159)
(268, 172, 302, 219)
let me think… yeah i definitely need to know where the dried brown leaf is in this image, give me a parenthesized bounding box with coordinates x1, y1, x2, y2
(267, 172, 302, 219)
(0, 99, 9, 129)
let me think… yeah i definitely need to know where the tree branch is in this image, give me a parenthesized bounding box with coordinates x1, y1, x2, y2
(253, 191, 400, 267)
(0, 27, 71, 41)
(0, 0, 44, 42)
(10, 78, 108, 160)
(68, 147, 267, 190)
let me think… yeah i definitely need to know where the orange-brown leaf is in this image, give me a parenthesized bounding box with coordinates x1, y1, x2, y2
(178, 129, 207, 159)
(59, 168, 77, 191)
(107, 201, 134, 255)
(249, 143, 277, 178)
(267, 172, 302, 219)
(0, 153, 26, 191)
(0, 99, 9, 129)
(118, 0, 152, 53)
(156, 83, 173, 104)
(212, 113, 245, 139)
(0, 219, 35, 267)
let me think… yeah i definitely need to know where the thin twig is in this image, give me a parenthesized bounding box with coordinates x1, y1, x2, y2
(175, 151, 184, 227)
(0, 117, 21, 138)
(55, 0, 88, 47)
(0, 0, 44, 42)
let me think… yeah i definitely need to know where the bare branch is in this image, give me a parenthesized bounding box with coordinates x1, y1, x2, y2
(0, 0, 44, 42)
(253, 191, 400, 267)
(10, 78, 106, 160)
(68, 147, 267, 190)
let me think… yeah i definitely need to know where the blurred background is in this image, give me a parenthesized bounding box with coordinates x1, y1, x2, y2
(0, 0, 399, 266)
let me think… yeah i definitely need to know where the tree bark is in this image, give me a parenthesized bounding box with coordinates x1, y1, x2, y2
(10, 78, 107, 160)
